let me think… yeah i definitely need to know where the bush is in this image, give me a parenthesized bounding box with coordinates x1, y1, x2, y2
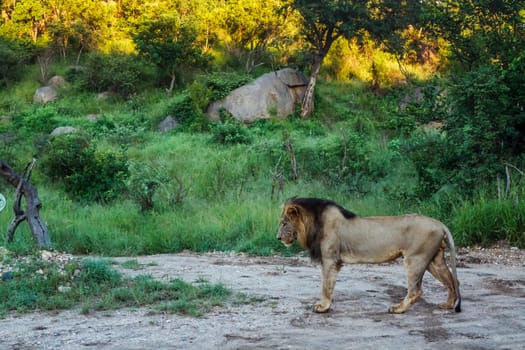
(201, 71, 252, 101)
(14, 106, 60, 137)
(88, 114, 148, 146)
(418, 64, 524, 194)
(73, 52, 155, 97)
(403, 129, 451, 197)
(127, 162, 186, 212)
(41, 134, 129, 203)
(210, 117, 252, 145)
(166, 72, 252, 130)
(443, 65, 512, 185)
(0, 38, 32, 87)
(290, 132, 380, 193)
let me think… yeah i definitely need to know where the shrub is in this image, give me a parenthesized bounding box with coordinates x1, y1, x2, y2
(0, 38, 32, 87)
(443, 65, 512, 185)
(289, 132, 380, 193)
(210, 117, 252, 145)
(41, 134, 129, 203)
(127, 162, 186, 212)
(201, 71, 252, 101)
(14, 105, 60, 137)
(88, 114, 147, 146)
(167, 72, 252, 130)
(422, 64, 525, 193)
(402, 129, 451, 197)
(74, 52, 155, 97)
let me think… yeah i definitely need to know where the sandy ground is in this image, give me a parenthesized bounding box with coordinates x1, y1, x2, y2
(0, 247, 524, 350)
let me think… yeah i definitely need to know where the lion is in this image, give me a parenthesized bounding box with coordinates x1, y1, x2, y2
(277, 197, 461, 314)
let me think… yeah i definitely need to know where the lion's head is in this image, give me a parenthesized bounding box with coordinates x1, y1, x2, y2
(277, 201, 307, 248)
(277, 197, 357, 261)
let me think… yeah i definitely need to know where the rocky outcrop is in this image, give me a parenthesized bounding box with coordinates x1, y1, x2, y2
(46, 75, 68, 89)
(33, 75, 68, 104)
(33, 86, 57, 104)
(50, 126, 77, 137)
(158, 116, 179, 132)
(206, 68, 307, 122)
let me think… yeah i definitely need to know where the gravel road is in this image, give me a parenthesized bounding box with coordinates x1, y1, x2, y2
(0, 246, 524, 350)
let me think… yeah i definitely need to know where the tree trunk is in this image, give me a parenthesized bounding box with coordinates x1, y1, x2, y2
(300, 55, 324, 118)
(166, 70, 176, 96)
(0, 159, 51, 248)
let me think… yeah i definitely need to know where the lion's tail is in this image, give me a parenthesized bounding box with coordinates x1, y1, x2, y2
(444, 225, 462, 312)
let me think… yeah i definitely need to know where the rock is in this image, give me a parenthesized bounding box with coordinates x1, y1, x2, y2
(0, 132, 15, 142)
(58, 285, 71, 293)
(158, 116, 179, 132)
(399, 86, 424, 111)
(86, 114, 103, 122)
(206, 68, 307, 122)
(41, 250, 53, 261)
(50, 126, 77, 137)
(96, 91, 115, 100)
(47, 75, 68, 89)
(1, 271, 13, 281)
(33, 86, 57, 104)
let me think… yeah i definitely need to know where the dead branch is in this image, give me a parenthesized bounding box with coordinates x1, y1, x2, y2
(283, 135, 298, 182)
(0, 159, 51, 248)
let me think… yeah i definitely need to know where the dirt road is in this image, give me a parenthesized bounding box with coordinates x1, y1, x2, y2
(1, 248, 524, 350)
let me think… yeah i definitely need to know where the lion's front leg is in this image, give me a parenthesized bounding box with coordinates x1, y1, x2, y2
(314, 259, 339, 313)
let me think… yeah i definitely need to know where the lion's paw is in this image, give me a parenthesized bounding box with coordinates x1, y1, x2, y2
(388, 304, 407, 314)
(313, 302, 331, 313)
(437, 302, 454, 310)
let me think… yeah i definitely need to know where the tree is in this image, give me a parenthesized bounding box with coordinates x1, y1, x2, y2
(134, 15, 211, 95)
(366, 0, 431, 81)
(0, 0, 48, 44)
(0, 37, 32, 87)
(288, 0, 369, 118)
(413, 0, 525, 191)
(47, 0, 112, 62)
(423, 0, 525, 69)
(214, 0, 293, 72)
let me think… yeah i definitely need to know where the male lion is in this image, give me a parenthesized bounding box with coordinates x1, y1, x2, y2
(277, 197, 461, 314)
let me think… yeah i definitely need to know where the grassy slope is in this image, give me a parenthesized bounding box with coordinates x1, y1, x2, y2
(1, 70, 524, 255)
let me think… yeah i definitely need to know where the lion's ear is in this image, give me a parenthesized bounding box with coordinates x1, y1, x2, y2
(285, 204, 301, 218)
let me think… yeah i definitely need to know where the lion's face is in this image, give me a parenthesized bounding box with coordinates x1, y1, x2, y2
(277, 204, 302, 247)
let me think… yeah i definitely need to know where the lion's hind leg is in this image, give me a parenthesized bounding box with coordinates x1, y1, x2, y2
(388, 255, 427, 314)
(426, 246, 458, 310)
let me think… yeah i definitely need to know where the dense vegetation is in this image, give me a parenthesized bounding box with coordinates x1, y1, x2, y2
(1, 0, 524, 257)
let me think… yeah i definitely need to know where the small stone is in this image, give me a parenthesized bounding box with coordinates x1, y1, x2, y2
(1, 271, 13, 281)
(41, 250, 53, 261)
(58, 285, 71, 293)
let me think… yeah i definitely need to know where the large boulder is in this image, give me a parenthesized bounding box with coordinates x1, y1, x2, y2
(206, 68, 307, 122)
(33, 86, 57, 104)
(50, 126, 77, 137)
(158, 116, 179, 132)
(46, 75, 68, 89)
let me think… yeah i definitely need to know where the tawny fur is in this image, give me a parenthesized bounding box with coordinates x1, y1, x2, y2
(277, 197, 461, 314)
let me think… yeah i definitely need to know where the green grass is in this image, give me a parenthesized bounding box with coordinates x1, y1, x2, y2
(1, 75, 524, 255)
(451, 196, 525, 248)
(0, 255, 231, 318)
